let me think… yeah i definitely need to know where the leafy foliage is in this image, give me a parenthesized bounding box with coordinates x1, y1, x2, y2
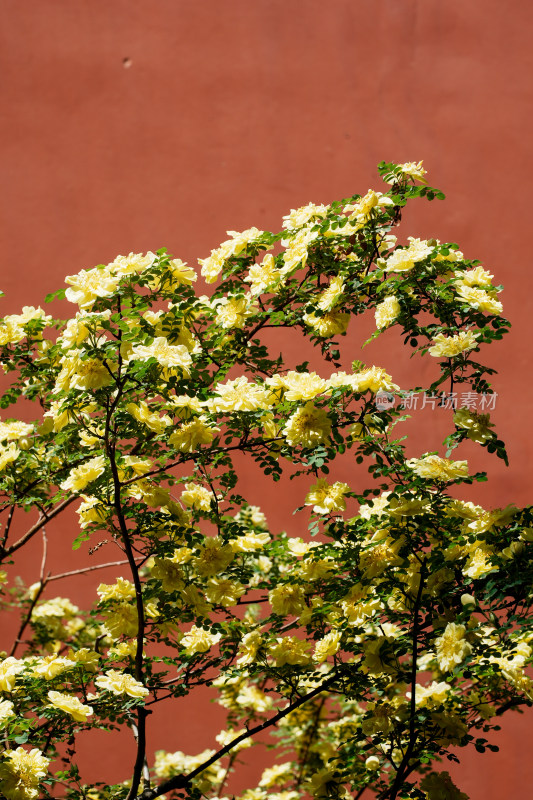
(0, 161, 527, 800)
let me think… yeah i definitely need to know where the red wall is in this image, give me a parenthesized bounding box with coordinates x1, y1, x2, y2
(1, 1, 532, 796)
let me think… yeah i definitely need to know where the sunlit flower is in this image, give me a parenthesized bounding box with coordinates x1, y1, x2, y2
(47, 691, 93, 723)
(435, 623, 472, 672)
(95, 670, 148, 698)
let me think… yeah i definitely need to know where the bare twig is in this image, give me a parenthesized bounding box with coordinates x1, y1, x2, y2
(5, 497, 77, 556)
(0, 504, 16, 550)
(9, 578, 47, 657)
(46, 558, 143, 583)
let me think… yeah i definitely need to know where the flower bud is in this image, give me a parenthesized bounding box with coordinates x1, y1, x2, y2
(461, 593, 476, 610)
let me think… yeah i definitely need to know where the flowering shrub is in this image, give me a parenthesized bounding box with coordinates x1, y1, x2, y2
(0, 161, 529, 800)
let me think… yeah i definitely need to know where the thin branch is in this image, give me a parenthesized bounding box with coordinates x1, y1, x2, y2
(0, 504, 16, 549)
(39, 527, 48, 581)
(138, 673, 338, 800)
(4, 497, 77, 556)
(46, 558, 143, 583)
(381, 560, 426, 800)
(9, 578, 47, 657)
(104, 312, 147, 800)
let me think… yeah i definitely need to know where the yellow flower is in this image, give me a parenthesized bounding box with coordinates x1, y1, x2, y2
(130, 336, 192, 375)
(305, 478, 349, 514)
(317, 276, 345, 311)
(76, 495, 107, 529)
(180, 483, 213, 512)
(330, 366, 398, 394)
(281, 226, 317, 275)
(236, 631, 263, 665)
(108, 640, 138, 660)
(384, 237, 434, 272)
(31, 596, 79, 622)
(154, 748, 224, 793)
(455, 265, 494, 287)
(213, 295, 258, 329)
(303, 310, 349, 338)
(55, 352, 113, 392)
(168, 258, 197, 285)
(286, 537, 318, 557)
(0, 658, 25, 692)
(358, 492, 391, 519)
(359, 531, 403, 578)
(453, 407, 495, 444)
(168, 417, 218, 451)
(268, 637, 311, 666)
(65, 267, 121, 309)
(205, 578, 244, 606)
(269, 584, 306, 616)
(282, 202, 328, 231)
(259, 762, 293, 788)
(169, 394, 203, 419)
(58, 310, 111, 348)
(463, 543, 495, 579)
(0, 443, 20, 473)
(207, 376, 272, 413)
(230, 532, 270, 552)
(181, 625, 222, 656)
(31, 655, 76, 680)
(274, 370, 328, 402)
(108, 251, 156, 276)
(60, 455, 105, 493)
(283, 402, 331, 447)
(199, 227, 266, 283)
(215, 727, 252, 752)
(118, 456, 153, 480)
(375, 295, 400, 329)
(235, 505, 267, 528)
(384, 160, 427, 184)
(297, 557, 336, 582)
(409, 681, 450, 708)
(194, 537, 233, 577)
(150, 557, 185, 592)
(127, 401, 171, 434)
(407, 454, 468, 482)
(235, 683, 273, 712)
(344, 190, 394, 223)
(69, 648, 100, 672)
(244, 254, 280, 295)
(0, 420, 33, 443)
(456, 284, 503, 314)
(0, 699, 14, 725)
(4, 306, 51, 328)
(95, 670, 149, 698)
(429, 330, 479, 358)
(47, 691, 93, 723)
(0, 747, 49, 800)
(95, 669, 150, 698)
(313, 631, 341, 663)
(102, 604, 139, 638)
(0, 319, 25, 346)
(435, 623, 472, 672)
(97, 577, 135, 602)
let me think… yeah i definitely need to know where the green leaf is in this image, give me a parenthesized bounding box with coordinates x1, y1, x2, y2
(45, 288, 67, 303)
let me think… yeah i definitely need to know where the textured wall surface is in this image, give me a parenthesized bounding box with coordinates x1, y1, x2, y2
(1, 1, 532, 796)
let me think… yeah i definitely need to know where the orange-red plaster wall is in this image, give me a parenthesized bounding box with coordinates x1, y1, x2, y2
(1, 1, 533, 797)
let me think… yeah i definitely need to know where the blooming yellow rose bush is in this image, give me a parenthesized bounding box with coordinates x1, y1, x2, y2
(0, 161, 528, 800)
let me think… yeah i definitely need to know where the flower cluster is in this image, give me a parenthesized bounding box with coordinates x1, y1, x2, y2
(0, 161, 524, 800)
